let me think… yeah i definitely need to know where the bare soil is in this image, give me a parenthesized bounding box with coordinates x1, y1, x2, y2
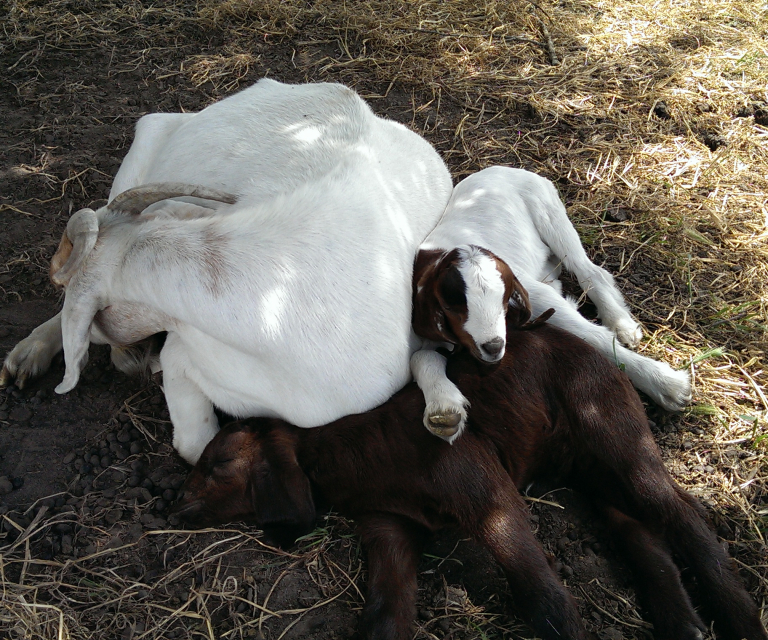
(0, 2, 765, 639)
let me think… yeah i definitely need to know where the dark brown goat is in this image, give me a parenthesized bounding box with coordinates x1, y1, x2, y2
(174, 313, 766, 640)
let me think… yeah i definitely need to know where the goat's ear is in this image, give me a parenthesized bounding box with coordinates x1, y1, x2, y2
(50, 232, 73, 286)
(249, 427, 316, 546)
(412, 251, 461, 344)
(497, 259, 532, 328)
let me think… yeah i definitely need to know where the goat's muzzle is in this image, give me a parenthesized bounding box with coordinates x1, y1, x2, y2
(480, 337, 505, 361)
(169, 493, 204, 522)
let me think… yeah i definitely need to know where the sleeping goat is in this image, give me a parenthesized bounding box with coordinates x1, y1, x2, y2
(0, 79, 452, 464)
(174, 289, 765, 640)
(410, 166, 691, 441)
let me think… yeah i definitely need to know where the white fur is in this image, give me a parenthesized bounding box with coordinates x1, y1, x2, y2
(410, 346, 468, 445)
(411, 166, 691, 439)
(4, 79, 452, 464)
(457, 246, 507, 362)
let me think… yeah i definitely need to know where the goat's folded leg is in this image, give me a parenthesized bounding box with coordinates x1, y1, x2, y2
(602, 504, 705, 640)
(464, 488, 588, 640)
(357, 514, 429, 640)
(528, 186, 643, 348)
(1, 312, 64, 389)
(160, 333, 219, 465)
(410, 347, 468, 443)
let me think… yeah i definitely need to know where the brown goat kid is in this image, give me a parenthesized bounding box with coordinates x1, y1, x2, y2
(174, 312, 766, 640)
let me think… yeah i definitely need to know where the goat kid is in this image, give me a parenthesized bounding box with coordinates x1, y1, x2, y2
(174, 307, 764, 640)
(0, 79, 452, 464)
(410, 166, 691, 441)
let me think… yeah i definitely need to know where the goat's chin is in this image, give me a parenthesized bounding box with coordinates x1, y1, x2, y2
(170, 499, 204, 522)
(472, 346, 505, 364)
(172, 500, 234, 527)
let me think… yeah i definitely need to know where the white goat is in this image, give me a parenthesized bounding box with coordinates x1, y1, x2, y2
(1, 79, 453, 464)
(409, 166, 692, 441)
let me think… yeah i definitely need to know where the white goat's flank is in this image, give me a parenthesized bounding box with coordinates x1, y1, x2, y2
(4, 79, 452, 464)
(456, 247, 507, 359)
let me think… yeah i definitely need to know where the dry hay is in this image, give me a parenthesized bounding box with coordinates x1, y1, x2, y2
(1, 0, 767, 638)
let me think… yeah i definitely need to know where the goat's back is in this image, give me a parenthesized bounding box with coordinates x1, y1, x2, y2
(298, 321, 650, 524)
(447, 323, 651, 486)
(419, 167, 559, 279)
(88, 79, 454, 430)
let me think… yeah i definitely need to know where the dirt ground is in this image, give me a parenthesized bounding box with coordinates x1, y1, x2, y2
(1, 1, 766, 639)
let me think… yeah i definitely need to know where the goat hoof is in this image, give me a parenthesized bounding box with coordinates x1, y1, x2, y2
(427, 412, 462, 440)
(0, 366, 11, 388)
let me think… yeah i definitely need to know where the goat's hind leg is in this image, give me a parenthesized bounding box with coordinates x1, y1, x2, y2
(531, 185, 642, 347)
(643, 483, 767, 640)
(1, 312, 64, 389)
(522, 278, 691, 411)
(591, 448, 767, 640)
(602, 504, 705, 640)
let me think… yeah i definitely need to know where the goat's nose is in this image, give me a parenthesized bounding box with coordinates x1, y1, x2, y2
(481, 337, 504, 357)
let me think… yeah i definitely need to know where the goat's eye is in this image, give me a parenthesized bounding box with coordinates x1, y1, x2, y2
(440, 268, 467, 309)
(210, 458, 234, 474)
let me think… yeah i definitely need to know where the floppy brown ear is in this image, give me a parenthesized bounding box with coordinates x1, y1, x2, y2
(249, 426, 316, 546)
(412, 249, 462, 344)
(497, 258, 532, 328)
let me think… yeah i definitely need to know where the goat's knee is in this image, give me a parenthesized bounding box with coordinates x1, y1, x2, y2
(1, 313, 64, 389)
(574, 266, 643, 348)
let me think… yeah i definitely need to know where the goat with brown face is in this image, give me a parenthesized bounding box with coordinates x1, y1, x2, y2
(412, 245, 529, 363)
(409, 166, 693, 444)
(175, 310, 766, 640)
(409, 244, 531, 441)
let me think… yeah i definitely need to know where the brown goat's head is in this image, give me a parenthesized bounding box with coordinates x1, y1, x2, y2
(413, 245, 531, 362)
(173, 420, 316, 546)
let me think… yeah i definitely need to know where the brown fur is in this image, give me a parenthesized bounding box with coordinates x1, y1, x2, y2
(175, 314, 767, 640)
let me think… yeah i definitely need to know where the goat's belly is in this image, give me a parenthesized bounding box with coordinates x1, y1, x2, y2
(173, 327, 411, 428)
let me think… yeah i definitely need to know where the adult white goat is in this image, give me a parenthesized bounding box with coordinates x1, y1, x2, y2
(409, 166, 692, 441)
(1, 79, 453, 464)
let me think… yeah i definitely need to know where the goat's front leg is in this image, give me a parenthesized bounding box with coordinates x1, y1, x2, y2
(1, 312, 64, 389)
(160, 333, 218, 465)
(410, 345, 469, 443)
(521, 277, 691, 411)
(357, 514, 429, 640)
(602, 505, 705, 640)
(464, 488, 588, 640)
